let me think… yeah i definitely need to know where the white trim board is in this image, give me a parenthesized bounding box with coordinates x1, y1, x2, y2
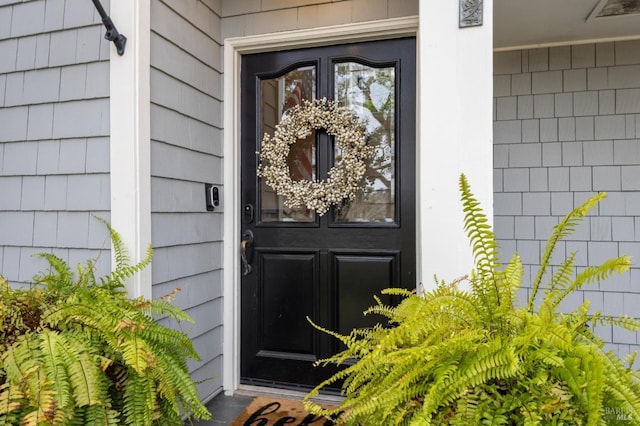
(222, 16, 419, 394)
(109, 0, 152, 299)
(494, 34, 640, 52)
(419, 0, 494, 291)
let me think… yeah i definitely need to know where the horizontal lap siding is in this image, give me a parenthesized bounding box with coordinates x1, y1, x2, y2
(0, 0, 111, 284)
(494, 41, 640, 366)
(150, 0, 223, 401)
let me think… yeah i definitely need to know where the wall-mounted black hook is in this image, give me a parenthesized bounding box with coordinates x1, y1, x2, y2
(91, 0, 127, 56)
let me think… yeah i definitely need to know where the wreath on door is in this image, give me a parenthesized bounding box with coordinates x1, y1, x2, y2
(257, 98, 375, 216)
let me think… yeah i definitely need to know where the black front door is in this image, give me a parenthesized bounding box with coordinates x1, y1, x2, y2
(240, 37, 416, 390)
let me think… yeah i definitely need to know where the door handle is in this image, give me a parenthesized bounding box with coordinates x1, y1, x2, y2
(240, 230, 254, 276)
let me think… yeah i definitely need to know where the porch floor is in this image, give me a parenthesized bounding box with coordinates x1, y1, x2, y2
(189, 393, 253, 425)
(188, 386, 343, 425)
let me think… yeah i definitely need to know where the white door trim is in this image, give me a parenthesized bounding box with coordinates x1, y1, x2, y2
(222, 16, 419, 393)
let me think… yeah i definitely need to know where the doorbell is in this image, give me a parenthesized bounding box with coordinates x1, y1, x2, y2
(205, 184, 219, 211)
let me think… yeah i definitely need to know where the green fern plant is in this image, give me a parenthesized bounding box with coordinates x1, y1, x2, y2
(304, 174, 640, 425)
(0, 218, 211, 425)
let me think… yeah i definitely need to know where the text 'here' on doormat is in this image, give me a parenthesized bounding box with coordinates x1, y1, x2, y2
(231, 396, 337, 425)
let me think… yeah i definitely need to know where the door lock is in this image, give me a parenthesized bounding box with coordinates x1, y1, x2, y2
(243, 204, 255, 223)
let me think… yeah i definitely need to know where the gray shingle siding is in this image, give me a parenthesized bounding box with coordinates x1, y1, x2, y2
(0, 0, 111, 284)
(494, 41, 640, 362)
(2, 0, 224, 401)
(149, 0, 223, 400)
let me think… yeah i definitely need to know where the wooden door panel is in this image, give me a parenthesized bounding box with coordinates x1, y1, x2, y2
(259, 251, 318, 356)
(333, 252, 398, 335)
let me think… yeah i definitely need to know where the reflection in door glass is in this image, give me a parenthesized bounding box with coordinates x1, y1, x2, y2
(260, 66, 316, 223)
(334, 62, 396, 223)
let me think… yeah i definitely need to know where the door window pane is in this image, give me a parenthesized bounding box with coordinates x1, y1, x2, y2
(260, 66, 317, 223)
(334, 62, 396, 223)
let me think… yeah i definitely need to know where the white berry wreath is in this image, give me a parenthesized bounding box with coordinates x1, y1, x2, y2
(257, 98, 375, 216)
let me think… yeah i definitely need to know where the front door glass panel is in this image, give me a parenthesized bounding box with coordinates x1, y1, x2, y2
(334, 62, 396, 223)
(260, 65, 317, 223)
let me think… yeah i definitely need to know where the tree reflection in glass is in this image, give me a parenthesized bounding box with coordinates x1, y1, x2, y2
(334, 62, 396, 223)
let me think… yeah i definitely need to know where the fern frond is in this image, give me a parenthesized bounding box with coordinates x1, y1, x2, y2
(497, 252, 523, 312)
(84, 404, 120, 426)
(552, 256, 631, 313)
(75, 259, 98, 289)
(140, 323, 199, 361)
(423, 342, 520, 418)
(32, 253, 74, 293)
(2, 334, 41, 385)
(530, 318, 575, 351)
(623, 351, 637, 370)
(599, 350, 640, 423)
(152, 352, 210, 421)
(380, 287, 415, 297)
(362, 293, 400, 321)
(39, 331, 74, 417)
(56, 333, 106, 408)
(529, 192, 607, 312)
(33, 384, 57, 425)
(118, 336, 153, 375)
(553, 357, 589, 411)
(589, 314, 640, 335)
(92, 216, 153, 291)
(0, 382, 25, 421)
(529, 347, 565, 369)
(459, 174, 500, 306)
(92, 216, 130, 272)
(143, 298, 194, 324)
(582, 353, 605, 426)
(154, 397, 183, 425)
(121, 374, 155, 426)
(306, 317, 366, 355)
(542, 252, 577, 309)
(363, 303, 396, 320)
(448, 390, 480, 425)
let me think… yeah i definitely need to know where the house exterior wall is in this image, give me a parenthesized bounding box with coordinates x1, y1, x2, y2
(0, 0, 422, 401)
(494, 40, 640, 362)
(149, 0, 224, 400)
(0, 0, 111, 284)
(220, 0, 418, 38)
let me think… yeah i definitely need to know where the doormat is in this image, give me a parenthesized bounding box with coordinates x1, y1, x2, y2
(230, 396, 338, 425)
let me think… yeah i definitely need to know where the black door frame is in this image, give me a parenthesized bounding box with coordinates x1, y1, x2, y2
(221, 18, 420, 393)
